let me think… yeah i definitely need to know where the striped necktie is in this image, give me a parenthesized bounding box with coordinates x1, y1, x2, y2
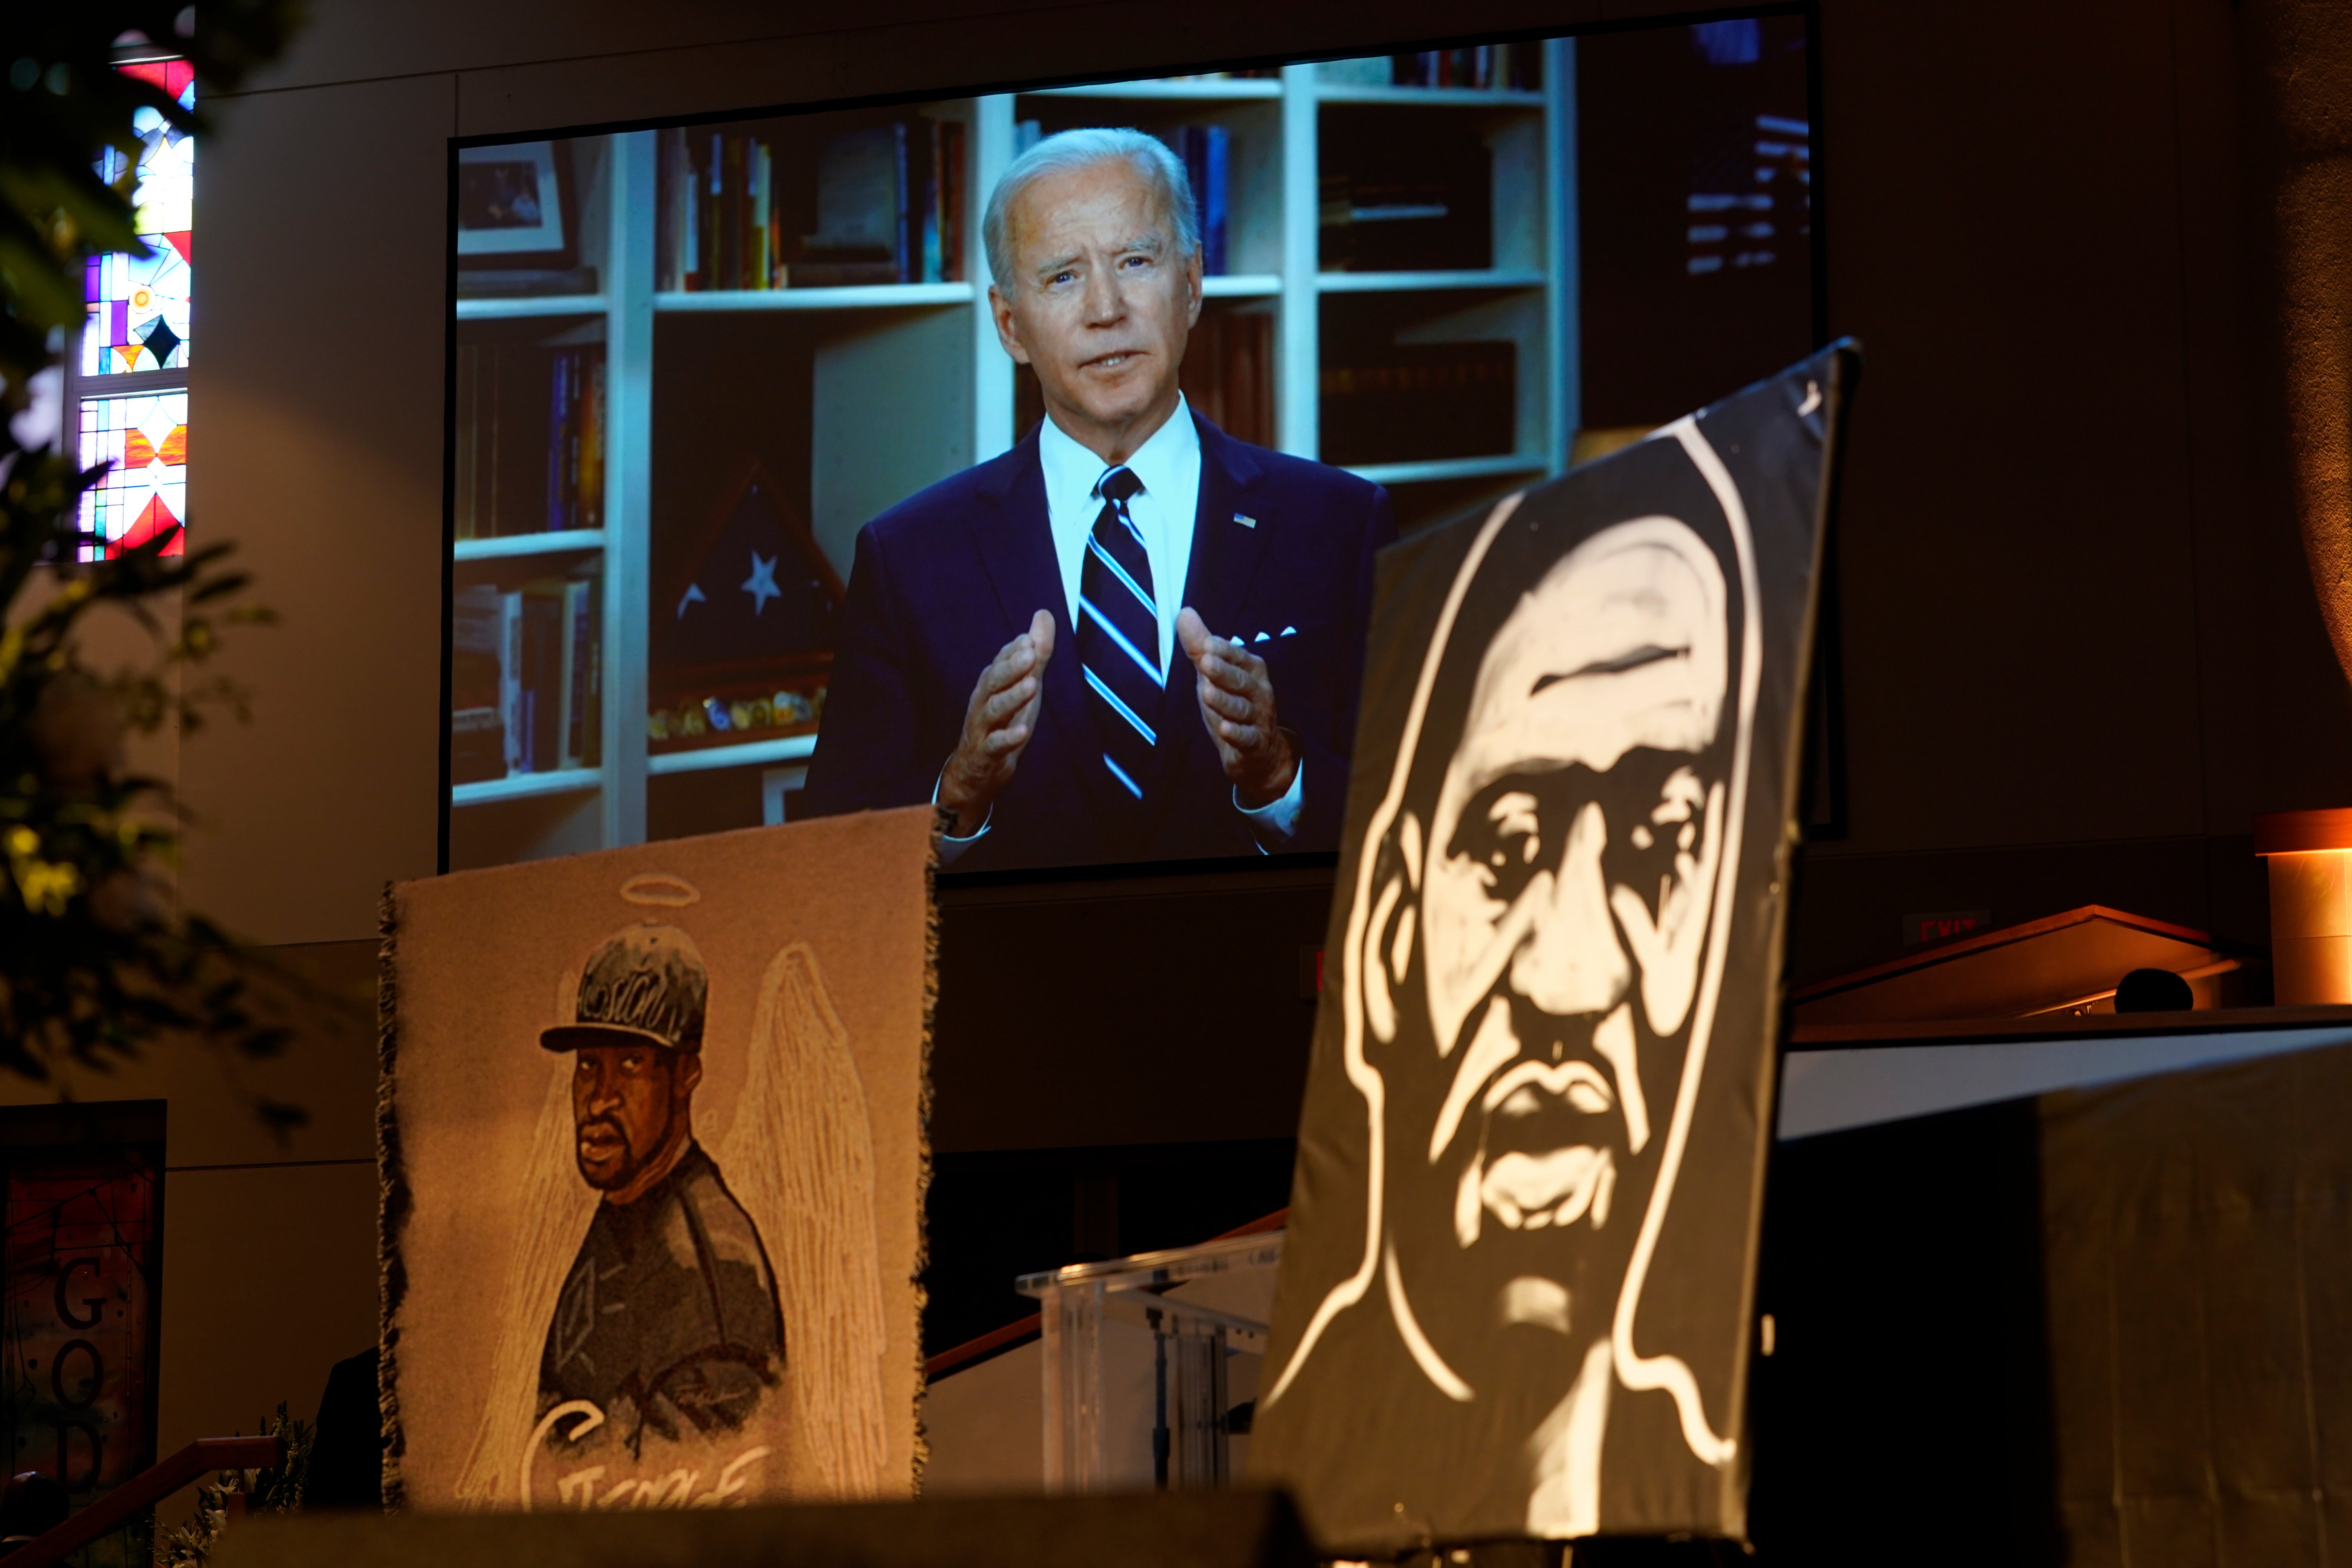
(1076, 465, 1159, 804)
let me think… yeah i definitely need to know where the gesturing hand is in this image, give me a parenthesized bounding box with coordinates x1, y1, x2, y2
(938, 610, 1055, 837)
(1178, 607, 1297, 809)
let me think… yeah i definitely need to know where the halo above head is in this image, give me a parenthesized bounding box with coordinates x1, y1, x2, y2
(619, 873, 701, 909)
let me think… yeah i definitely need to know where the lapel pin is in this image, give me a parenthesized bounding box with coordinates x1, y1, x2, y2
(1232, 512, 1256, 529)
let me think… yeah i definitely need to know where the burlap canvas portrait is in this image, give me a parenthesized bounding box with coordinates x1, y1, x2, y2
(378, 806, 934, 1511)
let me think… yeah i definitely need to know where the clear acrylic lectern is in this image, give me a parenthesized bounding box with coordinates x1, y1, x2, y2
(1016, 1229, 1284, 1492)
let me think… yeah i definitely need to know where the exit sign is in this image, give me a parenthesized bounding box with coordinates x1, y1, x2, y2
(1903, 909, 1991, 946)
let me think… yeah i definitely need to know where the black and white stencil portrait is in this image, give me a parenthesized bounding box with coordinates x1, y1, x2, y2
(378, 807, 935, 1512)
(1251, 346, 1854, 1553)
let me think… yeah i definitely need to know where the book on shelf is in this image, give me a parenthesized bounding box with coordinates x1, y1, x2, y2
(1319, 339, 1516, 466)
(1349, 46, 1539, 91)
(450, 574, 602, 786)
(453, 343, 605, 539)
(806, 123, 906, 282)
(1179, 309, 1273, 448)
(454, 348, 483, 540)
(503, 588, 537, 775)
(657, 117, 966, 292)
(662, 127, 781, 290)
(927, 117, 965, 286)
(1164, 125, 1229, 276)
(454, 264, 598, 298)
(548, 355, 572, 538)
(552, 575, 600, 769)
(451, 583, 505, 784)
(1318, 123, 1493, 272)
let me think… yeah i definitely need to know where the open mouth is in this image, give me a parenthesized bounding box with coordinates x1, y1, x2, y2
(1443, 1000, 1633, 1246)
(1481, 1146, 1616, 1230)
(1082, 350, 1144, 372)
(579, 1121, 628, 1163)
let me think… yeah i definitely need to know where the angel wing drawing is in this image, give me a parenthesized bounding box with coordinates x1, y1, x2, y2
(451, 1052, 597, 1507)
(718, 941, 891, 1496)
(449, 938, 889, 1506)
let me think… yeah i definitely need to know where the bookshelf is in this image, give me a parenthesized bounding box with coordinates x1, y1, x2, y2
(453, 294, 608, 320)
(453, 528, 605, 561)
(1033, 80, 1285, 102)
(447, 42, 1579, 869)
(655, 282, 978, 312)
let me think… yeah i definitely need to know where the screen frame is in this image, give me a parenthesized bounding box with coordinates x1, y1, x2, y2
(434, 1, 1833, 887)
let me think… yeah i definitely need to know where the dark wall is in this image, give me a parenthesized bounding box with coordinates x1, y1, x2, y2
(931, 869, 1329, 1153)
(923, 1138, 1296, 1355)
(1790, 0, 2352, 979)
(1579, 13, 1817, 430)
(1751, 1098, 2063, 1563)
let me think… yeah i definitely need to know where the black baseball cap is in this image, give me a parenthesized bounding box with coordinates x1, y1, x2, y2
(540, 923, 708, 1054)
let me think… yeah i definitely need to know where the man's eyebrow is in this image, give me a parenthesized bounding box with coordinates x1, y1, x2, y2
(1529, 643, 1686, 693)
(1031, 232, 1166, 283)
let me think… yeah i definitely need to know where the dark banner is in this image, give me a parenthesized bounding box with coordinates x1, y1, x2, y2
(1250, 344, 1855, 1553)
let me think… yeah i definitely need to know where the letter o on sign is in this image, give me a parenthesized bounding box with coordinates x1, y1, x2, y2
(51, 1339, 103, 1410)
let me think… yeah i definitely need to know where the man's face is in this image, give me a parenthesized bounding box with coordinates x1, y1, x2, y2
(570, 1043, 699, 1192)
(990, 156, 1202, 456)
(1372, 517, 1731, 1389)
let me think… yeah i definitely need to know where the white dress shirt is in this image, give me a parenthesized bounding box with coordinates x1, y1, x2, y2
(937, 397, 1304, 861)
(1038, 390, 1200, 676)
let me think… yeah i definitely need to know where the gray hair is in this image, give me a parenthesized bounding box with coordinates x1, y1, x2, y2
(982, 127, 1201, 294)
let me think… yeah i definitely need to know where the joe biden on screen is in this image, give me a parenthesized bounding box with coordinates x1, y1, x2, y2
(799, 127, 1396, 870)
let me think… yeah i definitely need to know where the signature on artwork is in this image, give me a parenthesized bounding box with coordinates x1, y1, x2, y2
(524, 1398, 771, 1510)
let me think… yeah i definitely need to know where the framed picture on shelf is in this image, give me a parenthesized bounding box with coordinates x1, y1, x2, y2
(456, 141, 575, 265)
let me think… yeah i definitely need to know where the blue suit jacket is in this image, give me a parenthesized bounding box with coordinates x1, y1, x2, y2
(800, 413, 1396, 871)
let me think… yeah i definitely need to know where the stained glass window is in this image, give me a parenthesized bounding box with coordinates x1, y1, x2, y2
(79, 392, 186, 557)
(84, 60, 194, 377)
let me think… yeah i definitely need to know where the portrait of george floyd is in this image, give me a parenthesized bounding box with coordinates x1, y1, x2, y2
(798, 128, 1395, 871)
(1250, 347, 1854, 1553)
(378, 807, 934, 1512)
